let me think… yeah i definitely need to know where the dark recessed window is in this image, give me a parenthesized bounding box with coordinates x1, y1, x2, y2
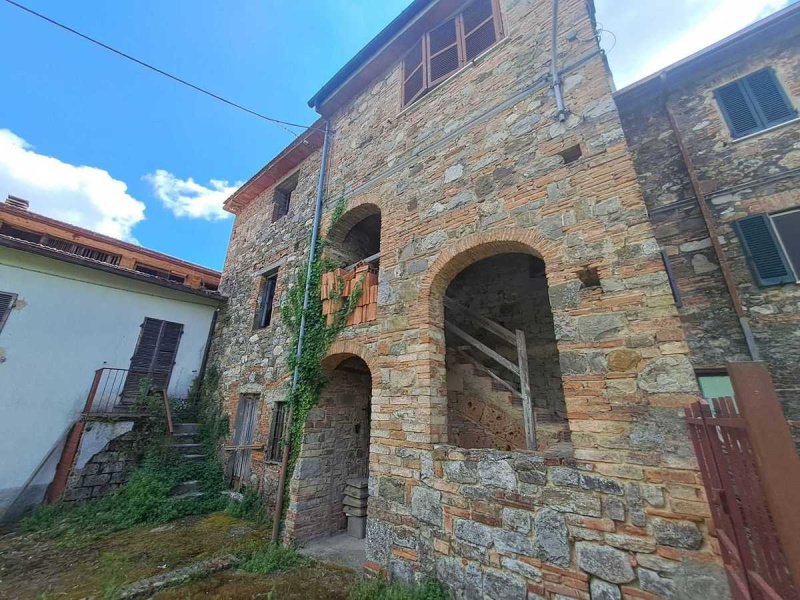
(559, 144, 583, 164)
(402, 0, 503, 107)
(266, 400, 289, 462)
(734, 210, 799, 287)
(272, 173, 299, 222)
(0, 223, 42, 244)
(255, 271, 278, 329)
(715, 68, 797, 139)
(0, 291, 17, 335)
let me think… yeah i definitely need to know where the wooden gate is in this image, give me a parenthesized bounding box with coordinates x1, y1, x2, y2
(685, 363, 800, 600)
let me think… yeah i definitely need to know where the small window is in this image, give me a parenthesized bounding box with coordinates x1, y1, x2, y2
(0, 223, 43, 244)
(266, 400, 289, 462)
(734, 212, 798, 287)
(134, 263, 185, 284)
(0, 291, 17, 334)
(272, 173, 299, 222)
(696, 371, 736, 414)
(715, 68, 797, 139)
(255, 271, 278, 329)
(202, 280, 219, 292)
(402, 0, 502, 107)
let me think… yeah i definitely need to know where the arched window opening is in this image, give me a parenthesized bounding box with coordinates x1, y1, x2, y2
(444, 253, 569, 452)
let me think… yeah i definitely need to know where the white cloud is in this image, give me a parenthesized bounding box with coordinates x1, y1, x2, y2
(145, 169, 237, 221)
(0, 129, 146, 241)
(596, 0, 793, 89)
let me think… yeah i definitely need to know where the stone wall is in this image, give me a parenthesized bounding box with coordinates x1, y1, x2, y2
(62, 419, 148, 503)
(367, 446, 728, 599)
(213, 0, 728, 595)
(617, 21, 800, 444)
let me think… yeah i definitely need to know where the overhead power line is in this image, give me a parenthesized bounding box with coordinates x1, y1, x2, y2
(2, 0, 322, 135)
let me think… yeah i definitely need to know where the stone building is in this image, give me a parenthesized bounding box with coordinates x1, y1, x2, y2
(616, 4, 800, 448)
(207, 0, 756, 597)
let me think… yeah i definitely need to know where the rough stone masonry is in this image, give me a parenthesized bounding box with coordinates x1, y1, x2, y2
(210, 0, 734, 597)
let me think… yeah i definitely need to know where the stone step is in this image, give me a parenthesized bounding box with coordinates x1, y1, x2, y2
(171, 431, 200, 441)
(181, 454, 206, 462)
(170, 443, 203, 451)
(173, 423, 201, 434)
(171, 480, 200, 496)
(346, 477, 368, 488)
(344, 486, 369, 500)
(171, 491, 205, 501)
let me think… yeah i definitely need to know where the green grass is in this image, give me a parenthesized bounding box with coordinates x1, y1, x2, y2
(348, 578, 449, 600)
(239, 544, 313, 575)
(21, 451, 228, 544)
(225, 487, 271, 526)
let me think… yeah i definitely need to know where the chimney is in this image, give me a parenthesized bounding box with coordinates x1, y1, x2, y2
(5, 195, 29, 211)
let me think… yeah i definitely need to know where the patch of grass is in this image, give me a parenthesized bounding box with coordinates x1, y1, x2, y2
(225, 487, 271, 526)
(348, 578, 449, 600)
(99, 552, 130, 600)
(239, 544, 312, 575)
(21, 451, 227, 545)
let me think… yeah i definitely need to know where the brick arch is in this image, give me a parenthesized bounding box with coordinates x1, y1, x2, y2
(419, 228, 558, 324)
(322, 340, 377, 378)
(324, 201, 382, 247)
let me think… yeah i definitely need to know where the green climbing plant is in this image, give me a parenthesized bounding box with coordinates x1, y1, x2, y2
(278, 196, 361, 520)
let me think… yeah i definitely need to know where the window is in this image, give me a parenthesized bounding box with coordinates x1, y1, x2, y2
(734, 211, 799, 287)
(266, 401, 289, 462)
(255, 271, 278, 329)
(201, 280, 219, 292)
(134, 263, 186, 284)
(715, 68, 797, 139)
(0, 291, 17, 335)
(272, 173, 299, 222)
(0, 224, 122, 265)
(402, 0, 503, 106)
(0, 223, 43, 243)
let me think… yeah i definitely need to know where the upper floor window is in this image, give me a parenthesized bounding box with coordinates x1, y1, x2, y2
(272, 173, 298, 222)
(715, 68, 797, 139)
(402, 0, 503, 106)
(255, 270, 278, 329)
(734, 209, 799, 287)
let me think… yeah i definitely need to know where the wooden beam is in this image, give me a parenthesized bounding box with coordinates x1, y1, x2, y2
(444, 296, 516, 345)
(445, 320, 519, 376)
(344, 252, 381, 271)
(516, 329, 536, 450)
(456, 348, 522, 399)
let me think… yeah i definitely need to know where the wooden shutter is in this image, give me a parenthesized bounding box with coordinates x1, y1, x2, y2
(123, 318, 184, 400)
(230, 395, 259, 482)
(717, 69, 797, 138)
(403, 40, 426, 105)
(427, 18, 461, 85)
(716, 80, 761, 138)
(256, 273, 278, 328)
(771, 209, 800, 276)
(272, 189, 289, 222)
(743, 68, 797, 127)
(0, 291, 16, 334)
(734, 215, 795, 287)
(462, 0, 498, 61)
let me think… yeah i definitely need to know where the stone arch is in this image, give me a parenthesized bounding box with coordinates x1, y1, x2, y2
(323, 340, 378, 377)
(420, 228, 559, 325)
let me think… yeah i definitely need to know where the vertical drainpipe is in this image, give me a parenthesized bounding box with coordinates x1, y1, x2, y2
(551, 0, 567, 121)
(660, 77, 760, 361)
(271, 120, 333, 544)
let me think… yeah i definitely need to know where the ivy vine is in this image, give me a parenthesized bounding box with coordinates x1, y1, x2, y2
(278, 197, 361, 524)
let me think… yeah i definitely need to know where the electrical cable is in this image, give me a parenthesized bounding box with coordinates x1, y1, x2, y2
(1, 0, 325, 136)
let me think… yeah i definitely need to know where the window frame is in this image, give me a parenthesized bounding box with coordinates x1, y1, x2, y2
(769, 208, 800, 282)
(400, 0, 504, 108)
(0, 291, 18, 335)
(254, 270, 279, 329)
(266, 400, 289, 463)
(271, 172, 299, 223)
(715, 67, 798, 139)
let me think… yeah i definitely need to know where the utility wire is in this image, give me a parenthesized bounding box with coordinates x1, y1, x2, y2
(2, 0, 323, 136)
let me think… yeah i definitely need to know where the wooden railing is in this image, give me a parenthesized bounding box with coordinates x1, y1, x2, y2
(444, 296, 536, 449)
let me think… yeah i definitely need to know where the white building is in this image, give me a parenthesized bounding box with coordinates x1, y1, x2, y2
(0, 197, 223, 519)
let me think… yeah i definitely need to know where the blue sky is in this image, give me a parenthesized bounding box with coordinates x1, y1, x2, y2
(0, 0, 794, 270)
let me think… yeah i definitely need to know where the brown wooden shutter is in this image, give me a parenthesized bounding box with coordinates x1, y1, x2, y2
(0, 291, 16, 334)
(403, 39, 426, 105)
(123, 317, 184, 400)
(427, 17, 462, 85)
(463, 0, 498, 61)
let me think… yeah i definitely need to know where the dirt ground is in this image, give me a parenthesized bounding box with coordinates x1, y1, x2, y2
(0, 512, 356, 600)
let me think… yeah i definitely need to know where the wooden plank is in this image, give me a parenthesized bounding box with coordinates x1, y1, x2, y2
(456, 348, 522, 399)
(444, 296, 516, 345)
(445, 320, 519, 376)
(516, 328, 536, 450)
(344, 252, 381, 271)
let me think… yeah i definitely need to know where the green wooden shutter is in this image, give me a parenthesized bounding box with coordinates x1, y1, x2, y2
(734, 215, 794, 287)
(716, 80, 761, 138)
(743, 69, 797, 128)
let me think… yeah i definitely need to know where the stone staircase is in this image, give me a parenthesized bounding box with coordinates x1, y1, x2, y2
(447, 348, 571, 452)
(169, 422, 206, 500)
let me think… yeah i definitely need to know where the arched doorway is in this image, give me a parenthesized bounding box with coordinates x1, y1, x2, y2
(290, 354, 372, 542)
(443, 252, 569, 451)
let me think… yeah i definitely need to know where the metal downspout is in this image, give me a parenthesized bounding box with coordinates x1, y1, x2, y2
(551, 0, 567, 121)
(661, 82, 760, 360)
(271, 120, 333, 544)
